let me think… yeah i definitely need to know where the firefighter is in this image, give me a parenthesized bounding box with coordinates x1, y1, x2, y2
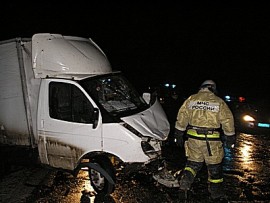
(174, 79, 236, 201)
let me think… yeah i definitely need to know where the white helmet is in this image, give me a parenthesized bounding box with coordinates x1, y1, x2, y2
(200, 80, 217, 92)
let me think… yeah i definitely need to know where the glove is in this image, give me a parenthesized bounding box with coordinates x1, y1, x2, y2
(174, 128, 185, 147)
(225, 135, 236, 149)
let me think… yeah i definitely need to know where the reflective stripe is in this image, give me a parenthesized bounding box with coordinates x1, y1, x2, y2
(208, 178, 224, 183)
(187, 129, 220, 138)
(184, 167, 196, 177)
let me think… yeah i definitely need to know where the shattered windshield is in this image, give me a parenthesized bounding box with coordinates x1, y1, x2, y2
(80, 73, 147, 115)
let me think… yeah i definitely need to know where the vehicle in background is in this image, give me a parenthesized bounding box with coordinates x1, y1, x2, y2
(0, 33, 170, 194)
(224, 95, 270, 134)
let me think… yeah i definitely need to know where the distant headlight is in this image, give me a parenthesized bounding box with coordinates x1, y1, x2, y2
(243, 115, 255, 122)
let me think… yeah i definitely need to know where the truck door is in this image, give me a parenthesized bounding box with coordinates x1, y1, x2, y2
(37, 80, 102, 170)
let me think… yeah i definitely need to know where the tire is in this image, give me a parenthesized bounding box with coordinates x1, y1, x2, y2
(89, 155, 116, 194)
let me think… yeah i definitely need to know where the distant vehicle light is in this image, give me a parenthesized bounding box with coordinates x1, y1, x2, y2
(225, 95, 231, 102)
(243, 115, 255, 122)
(159, 97, 165, 104)
(258, 123, 270, 128)
(239, 96, 246, 102)
(164, 83, 170, 87)
(172, 84, 176, 88)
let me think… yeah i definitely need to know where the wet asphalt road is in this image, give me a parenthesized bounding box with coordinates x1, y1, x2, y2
(1, 131, 270, 203)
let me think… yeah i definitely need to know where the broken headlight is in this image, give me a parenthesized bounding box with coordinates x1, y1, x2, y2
(122, 122, 162, 158)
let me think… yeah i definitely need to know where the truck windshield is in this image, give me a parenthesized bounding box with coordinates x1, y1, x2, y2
(80, 73, 148, 116)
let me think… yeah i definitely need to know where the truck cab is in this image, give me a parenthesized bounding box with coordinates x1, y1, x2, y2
(0, 33, 170, 194)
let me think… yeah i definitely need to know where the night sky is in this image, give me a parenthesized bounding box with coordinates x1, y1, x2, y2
(1, 1, 270, 99)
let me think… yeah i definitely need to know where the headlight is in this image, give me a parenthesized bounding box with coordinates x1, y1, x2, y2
(122, 122, 162, 158)
(141, 141, 155, 152)
(141, 140, 162, 159)
(243, 115, 255, 122)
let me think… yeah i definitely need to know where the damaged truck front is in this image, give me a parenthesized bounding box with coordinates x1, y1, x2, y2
(0, 33, 170, 194)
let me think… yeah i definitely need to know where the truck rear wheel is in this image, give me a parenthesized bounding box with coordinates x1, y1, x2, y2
(89, 156, 116, 194)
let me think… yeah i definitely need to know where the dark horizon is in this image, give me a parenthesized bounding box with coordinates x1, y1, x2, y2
(1, 1, 270, 100)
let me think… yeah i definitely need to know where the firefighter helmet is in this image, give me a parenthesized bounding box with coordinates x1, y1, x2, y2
(200, 80, 217, 92)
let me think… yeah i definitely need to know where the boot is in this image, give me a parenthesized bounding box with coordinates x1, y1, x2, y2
(207, 164, 226, 201)
(179, 170, 194, 191)
(209, 182, 226, 201)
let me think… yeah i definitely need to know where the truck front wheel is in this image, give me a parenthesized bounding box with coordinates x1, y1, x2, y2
(89, 156, 116, 194)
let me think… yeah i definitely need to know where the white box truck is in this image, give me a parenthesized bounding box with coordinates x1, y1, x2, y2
(0, 33, 170, 194)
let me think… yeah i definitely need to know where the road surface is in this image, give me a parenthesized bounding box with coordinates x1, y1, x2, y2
(1, 131, 270, 202)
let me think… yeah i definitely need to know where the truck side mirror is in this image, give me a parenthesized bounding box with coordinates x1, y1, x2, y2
(92, 108, 99, 129)
(142, 93, 151, 104)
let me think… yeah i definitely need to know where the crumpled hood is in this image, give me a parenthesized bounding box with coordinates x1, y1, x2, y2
(121, 99, 170, 140)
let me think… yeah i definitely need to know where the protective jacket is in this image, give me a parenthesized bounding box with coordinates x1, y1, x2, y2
(175, 88, 235, 136)
(175, 88, 235, 164)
